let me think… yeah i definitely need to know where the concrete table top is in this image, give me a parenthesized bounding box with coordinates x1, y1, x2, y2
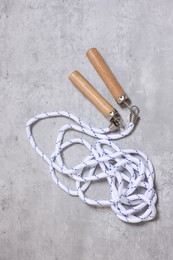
(0, 1, 173, 259)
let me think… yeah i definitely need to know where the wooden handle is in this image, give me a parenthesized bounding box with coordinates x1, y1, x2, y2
(86, 48, 125, 102)
(69, 71, 114, 117)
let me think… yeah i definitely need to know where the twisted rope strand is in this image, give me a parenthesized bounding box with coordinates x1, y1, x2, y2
(26, 111, 157, 223)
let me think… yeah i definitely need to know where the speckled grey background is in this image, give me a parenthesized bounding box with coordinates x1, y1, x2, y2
(0, 0, 173, 259)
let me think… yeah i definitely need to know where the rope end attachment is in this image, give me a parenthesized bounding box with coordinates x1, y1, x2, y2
(108, 109, 124, 131)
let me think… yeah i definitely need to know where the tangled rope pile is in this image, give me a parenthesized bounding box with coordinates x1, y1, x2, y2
(26, 111, 157, 223)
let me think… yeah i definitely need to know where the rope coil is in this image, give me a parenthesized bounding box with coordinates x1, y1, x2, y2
(26, 111, 157, 223)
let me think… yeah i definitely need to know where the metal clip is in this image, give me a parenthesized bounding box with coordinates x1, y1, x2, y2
(120, 98, 140, 125)
(129, 106, 140, 124)
(108, 109, 123, 131)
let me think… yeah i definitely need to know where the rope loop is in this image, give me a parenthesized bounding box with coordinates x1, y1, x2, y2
(26, 111, 157, 223)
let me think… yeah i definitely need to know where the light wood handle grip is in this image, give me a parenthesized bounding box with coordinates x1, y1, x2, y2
(69, 71, 114, 117)
(86, 48, 125, 102)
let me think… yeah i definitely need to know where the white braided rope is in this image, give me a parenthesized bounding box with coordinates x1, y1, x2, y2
(26, 111, 157, 223)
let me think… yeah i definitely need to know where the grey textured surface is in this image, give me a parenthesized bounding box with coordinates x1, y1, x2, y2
(0, 0, 173, 259)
